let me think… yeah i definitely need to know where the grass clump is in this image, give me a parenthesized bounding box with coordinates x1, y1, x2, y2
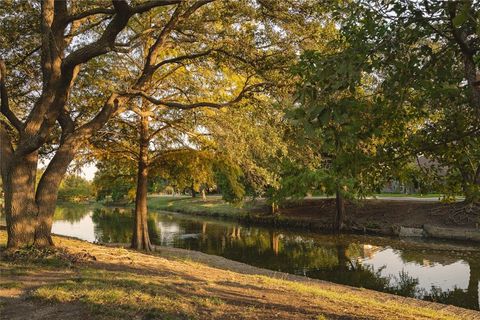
(1, 245, 96, 268)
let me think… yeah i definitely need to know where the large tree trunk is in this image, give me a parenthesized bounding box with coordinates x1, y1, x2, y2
(335, 189, 346, 232)
(34, 139, 78, 247)
(3, 152, 39, 248)
(1, 97, 118, 249)
(131, 114, 152, 251)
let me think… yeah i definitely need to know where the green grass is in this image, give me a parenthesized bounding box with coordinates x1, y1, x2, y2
(15, 256, 460, 320)
(373, 193, 445, 198)
(31, 269, 193, 319)
(258, 276, 458, 320)
(146, 195, 257, 218)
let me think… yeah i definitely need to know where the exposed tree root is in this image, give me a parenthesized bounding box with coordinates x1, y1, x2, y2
(430, 201, 480, 225)
(0, 245, 97, 266)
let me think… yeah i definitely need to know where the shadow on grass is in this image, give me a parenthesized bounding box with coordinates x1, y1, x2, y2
(26, 266, 344, 320)
(0, 248, 342, 320)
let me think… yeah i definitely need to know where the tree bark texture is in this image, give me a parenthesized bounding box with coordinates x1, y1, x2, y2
(3, 152, 38, 248)
(131, 114, 152, 251)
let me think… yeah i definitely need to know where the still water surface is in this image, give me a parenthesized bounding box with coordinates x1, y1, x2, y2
(21, 204, 480, 310)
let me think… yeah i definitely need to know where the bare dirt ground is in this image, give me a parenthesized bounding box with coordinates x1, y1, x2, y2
(0, 232, 479, 320)
(279, 199, 479, 230)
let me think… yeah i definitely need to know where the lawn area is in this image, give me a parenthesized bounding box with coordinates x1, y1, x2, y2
(0, 231, 477, 320)
(373, 193, 445, 199)
(146, 195, 260, 218)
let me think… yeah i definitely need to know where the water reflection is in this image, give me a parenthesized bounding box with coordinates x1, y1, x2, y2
(23, 205, 480, 310)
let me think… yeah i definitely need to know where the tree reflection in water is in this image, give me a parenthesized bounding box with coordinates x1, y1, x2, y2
(53, 204, 91, 223)
(91, 208, 160, 244)
(423, 258, 479, 310)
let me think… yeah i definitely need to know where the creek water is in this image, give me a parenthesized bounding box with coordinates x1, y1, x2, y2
(5, 204, 480, 310)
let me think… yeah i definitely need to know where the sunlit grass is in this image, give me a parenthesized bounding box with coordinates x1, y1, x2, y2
(257, 276, 458, 320)
(146, 195, 253, 217)
(31, 269, 199, 319)
(0, 230, 471, 320)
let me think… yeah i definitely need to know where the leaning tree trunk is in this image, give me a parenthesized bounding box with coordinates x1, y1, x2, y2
(34, 138, 78, 247)
(2, 152, 39, 248)
(131, 114, 152, 251)
(335, 189, 346, 232)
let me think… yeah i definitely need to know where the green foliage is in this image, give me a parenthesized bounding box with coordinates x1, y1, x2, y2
(93, 159, 135, 203)
(270, 0, 480, 205)
(155, 150, 217, 195)
(337, 1, 480, 202)
(214, 159, 245, 204)
(57, 175, 93, 203)
(278, 43, 386, 205)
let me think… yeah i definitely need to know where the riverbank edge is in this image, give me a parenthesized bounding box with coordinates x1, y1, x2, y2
(145, 201, 480, 243)
(1, 231, 478, 319)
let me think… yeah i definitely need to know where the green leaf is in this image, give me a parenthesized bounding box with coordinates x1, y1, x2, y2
(452, 4, 469, 27)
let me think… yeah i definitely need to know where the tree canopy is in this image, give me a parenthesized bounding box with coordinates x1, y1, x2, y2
(1, 0, 479, 249)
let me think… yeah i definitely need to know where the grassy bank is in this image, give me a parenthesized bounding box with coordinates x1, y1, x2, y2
(146, 195, 258, 218)
(0, 231, 477, 320)
(145, 195, 479, 236)
(373, 193, 445, 198)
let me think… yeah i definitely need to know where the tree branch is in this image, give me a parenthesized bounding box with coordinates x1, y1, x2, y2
(129, 81, 268, 110)
(153, 50, 213, 69)
(63, 0, 184, 70)
(134, 4, 183, 88)
(131, 0, 182, 14)
(0, 121, 14, 178)
(0, 60, 23, 131)
(134, 0, 215, 88)
(11, 45, 41, 69)
(66, 7, 115, 24)
(62, 0, 132, 69)
(75, 94, 123, 138)
(148, 117, 185, 140)
(446, 2, 475, 56)
(57, 108, 75, 142)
